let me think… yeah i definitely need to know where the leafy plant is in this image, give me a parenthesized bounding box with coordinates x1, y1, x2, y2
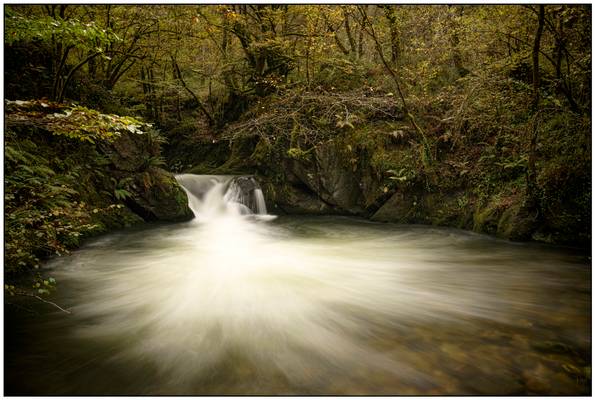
(112, 177, 135, 201)
(387, 167, 417, 185)
(5, 10, 120, 48)
(5, 100, 151, 144)
(144, 155, 167, 169)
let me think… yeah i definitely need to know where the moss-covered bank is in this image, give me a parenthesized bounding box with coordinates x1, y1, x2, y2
(5, 100, 193, 277)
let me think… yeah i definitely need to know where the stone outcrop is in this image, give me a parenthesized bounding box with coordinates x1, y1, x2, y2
(103, 132, 193, 222)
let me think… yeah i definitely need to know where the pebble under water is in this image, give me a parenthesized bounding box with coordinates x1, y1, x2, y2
(5, 180, 591, 395)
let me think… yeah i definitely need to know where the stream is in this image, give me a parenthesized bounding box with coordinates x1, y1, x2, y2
(5, 175, 591, 395)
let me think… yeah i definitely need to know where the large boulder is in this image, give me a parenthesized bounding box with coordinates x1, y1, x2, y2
(4, 100, 193, 273)
(285, 141, 365, 215)
(126, 167, 194, 221)
(232, 176, 260, 194)
(104, 130, 156, 172)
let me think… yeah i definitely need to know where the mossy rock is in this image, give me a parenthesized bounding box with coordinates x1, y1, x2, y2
(473, 199, 504, 235)
(94, 206, 145, 230)
(496, 202, 530, 240)
(99, 129, 159, 172)
(425, 192, 474, 229)
(284, 140, 365, 215)
(474, 192, 537, 241)
(126, 167, 194, 222)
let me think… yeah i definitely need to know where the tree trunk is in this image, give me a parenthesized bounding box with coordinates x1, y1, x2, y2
(51, 45, 73, 100)
(57, 51, 102, 102)
(343, 10, 357, 54)
(357, 24, 365, 59)
(382, 6, 400, 66)
(357, 5, 432, 167)
(523, 5, 546, 228)
(531, 5, 545, 110)
(554, 10, 563, 80)
(148, 67, 158, 123)
(448, 6, 467, 77)
(171, 56, 214, 126)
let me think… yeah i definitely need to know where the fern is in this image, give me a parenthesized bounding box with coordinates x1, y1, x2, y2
(114, 188, 133, 201)
(144, 156, 166, 168)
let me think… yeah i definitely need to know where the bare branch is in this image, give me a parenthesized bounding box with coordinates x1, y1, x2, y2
(14, 292, 72, 314)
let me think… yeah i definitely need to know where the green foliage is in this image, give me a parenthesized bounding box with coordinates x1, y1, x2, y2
(31, 274, 57, 296)
(287, 147, 312, 161)
(5, 130, 101, 272)
(5, 8, 120, 52)
(145, 128, 168, 146)
(387, 168, 413, 183)
(143, 156, 167, 169)
(113, 177, 135, 201)
(314, 59, 368, 91)
(5, 100, 150, 144)
(335, 112, 358, 129)
(114, 189, 133, 201)
(4, 284, 17, 297)
(4, 101, 157, 275)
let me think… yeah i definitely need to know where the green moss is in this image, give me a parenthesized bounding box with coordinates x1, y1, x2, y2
(473, 201, 501, 235)
(251, 138, 274, 166)
(496, 204, 518, 239)
(425, 192, 474, 229)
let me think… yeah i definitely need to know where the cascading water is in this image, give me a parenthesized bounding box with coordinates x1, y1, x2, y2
(175, 174, 273, 221)
(5, 174, 589, 395)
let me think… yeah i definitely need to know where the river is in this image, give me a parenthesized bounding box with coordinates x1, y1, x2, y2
(5, 175, 590, 395)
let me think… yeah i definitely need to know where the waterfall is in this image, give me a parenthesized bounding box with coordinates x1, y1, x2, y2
(254, 188, 267, 214)
(175, 174, 272, 221)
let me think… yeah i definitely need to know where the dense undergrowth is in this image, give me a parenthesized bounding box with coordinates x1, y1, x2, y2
(5, 100, 192, 292)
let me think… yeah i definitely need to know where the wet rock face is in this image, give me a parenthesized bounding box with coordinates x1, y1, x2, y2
(214, 133, 587, 247)
(371, 192, 414, 222)
(283, 141, 365, 215)
(232, 176, 260, 194)
(274, 182, 336, 215)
